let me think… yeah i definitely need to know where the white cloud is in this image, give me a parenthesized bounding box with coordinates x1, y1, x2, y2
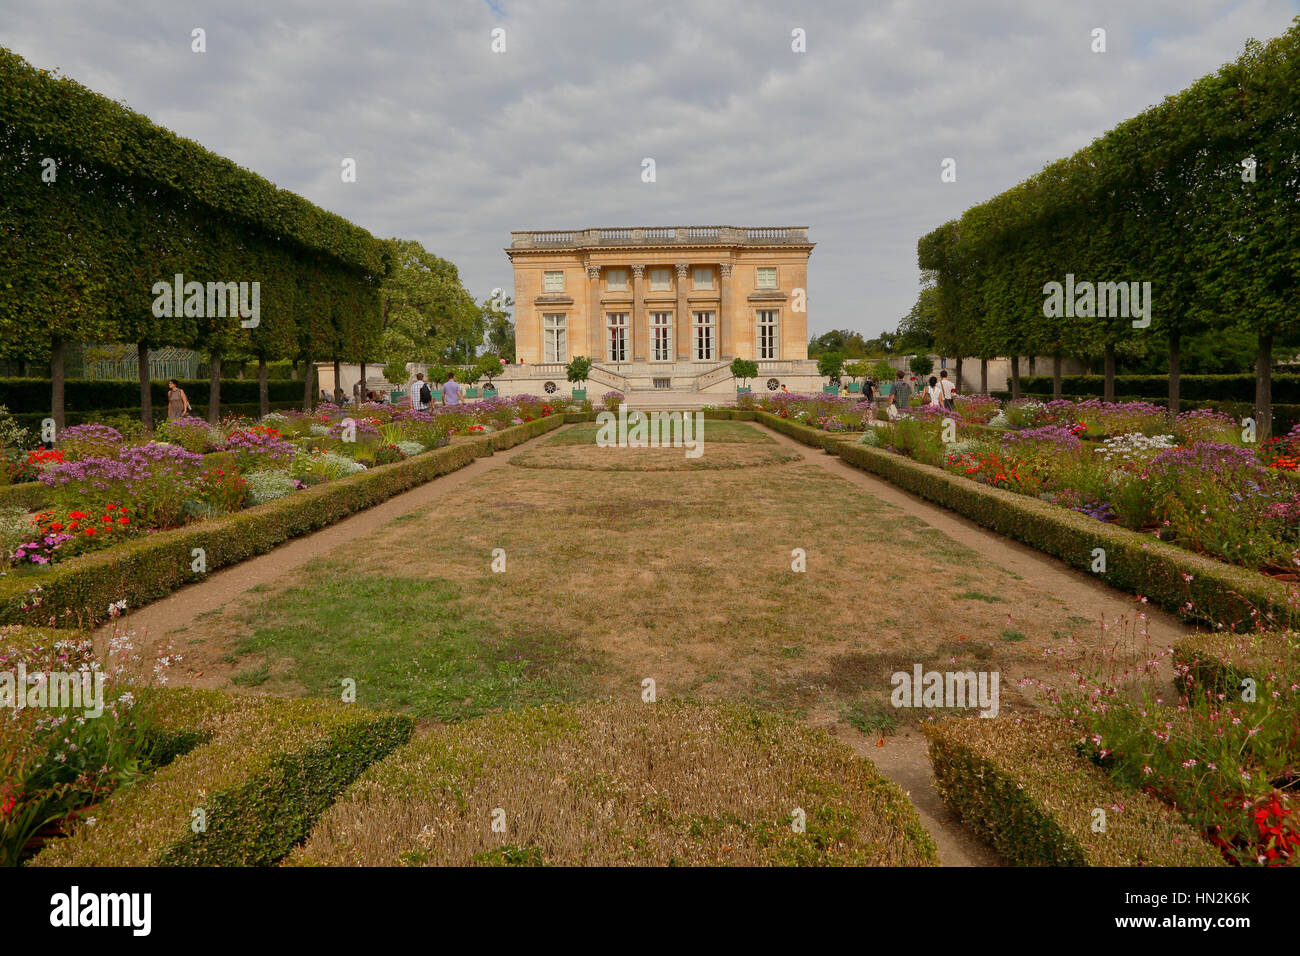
(2, 0, 1296, 338)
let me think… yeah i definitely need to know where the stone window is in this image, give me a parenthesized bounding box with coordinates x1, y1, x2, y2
(649, 267, 671, 291)
(693, 311, 715, 360)
(756, 267, 778, 289)
(606, 268, 628, 291)
(757, 310, 779, 360)
(651, 312, 673, 362)
(607, 313, 629, 362)
(692, 267, 714, 291)
(543, 313, 566, 363)
(543, 270, 565, 293)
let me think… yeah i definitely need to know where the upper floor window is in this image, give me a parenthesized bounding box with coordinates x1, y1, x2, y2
(692, 267, 714, 290)
(649, 267, 672, 291)
(543, 270, 565, 293)
(606, 268, 628, 291)
(756, 267, 778, 289)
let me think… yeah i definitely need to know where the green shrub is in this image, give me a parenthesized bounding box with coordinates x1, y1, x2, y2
(1172, 631, 1297, 699)
(924, 716, 1224, 866)
(754, 411, 829, 448)
(30, 690, 413, 866)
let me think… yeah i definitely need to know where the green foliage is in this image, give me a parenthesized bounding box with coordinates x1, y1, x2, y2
(924, 716, 1223, 866)
(816, 352, 845, 382)
(729, 358, 758, 386)
(565, 355, 592, 385)
(908, 355, 935, 377)
(30, 689, 413, 866)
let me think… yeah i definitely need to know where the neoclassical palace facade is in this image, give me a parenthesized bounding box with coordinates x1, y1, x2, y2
(498, 226, 819, 403)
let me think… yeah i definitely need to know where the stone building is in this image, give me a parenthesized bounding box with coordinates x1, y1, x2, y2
(495, 226, 822, 405)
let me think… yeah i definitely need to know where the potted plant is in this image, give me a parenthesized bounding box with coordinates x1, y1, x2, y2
(844, 359, 870, 394)
(871, 358, 895, 396)
(730, 357, 758, 394)
(817, 352, 844, 394)
(566, 355, 592, 400)
(425, 364, 449, 403)
(909, 354, 935, 379)
(460, 363, 483, 398)
(477, 355, 501, 397)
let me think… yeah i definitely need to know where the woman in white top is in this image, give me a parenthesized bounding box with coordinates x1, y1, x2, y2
(926, 376, 943, 407)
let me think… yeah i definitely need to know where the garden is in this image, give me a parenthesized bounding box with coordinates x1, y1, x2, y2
(0, 396, 560, 598)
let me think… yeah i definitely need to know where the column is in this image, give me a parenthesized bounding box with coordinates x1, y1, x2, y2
(675, 262, 690, 361)
(631, 264, 646, 362)
(586, 264, 602, 361)
(719, 262, 733, 360)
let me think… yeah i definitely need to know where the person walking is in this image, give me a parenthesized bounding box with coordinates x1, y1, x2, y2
(442, 370, 462, 406)
(410, 372, 432, 411)
(333, 386, 346, 406)
(925, 375, 943, 407)
(863, 378, 875, 404)
(938, 369, 957, 411)
(888, 370, 911, 420)
(166, 379, 191, 420)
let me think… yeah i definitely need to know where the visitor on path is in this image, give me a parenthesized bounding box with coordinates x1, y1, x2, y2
(352, 382, 361, 404)
(442, 371, 462, 406)
(938, 369, 956, 411)
(888, 371, 910, 420)
(863, 378, 875, 403)
(410, 372, 431, 411)
(333, 386, 346, 406)
(319, 388, 329, 404)
(166, 379, 191, 420)
(926, 376, 942, 407)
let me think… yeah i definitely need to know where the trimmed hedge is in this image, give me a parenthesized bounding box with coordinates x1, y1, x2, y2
(834, 441, 1298, 627)
(0, 417, 559, 627)
(30, 689, 413, 866)
(754, 410, 836, 449)
(925, 716, 1224, 866)
(0, 482, 48, 510)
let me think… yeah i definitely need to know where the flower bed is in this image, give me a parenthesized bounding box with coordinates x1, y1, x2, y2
(1041, 628, 1298, 866)
(0, 415, 563, 628)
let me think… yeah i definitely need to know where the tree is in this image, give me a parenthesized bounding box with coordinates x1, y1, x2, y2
(376, 238, 480, 373)
(566, 355, 592, 387)
(909, 355, 934, 377)
(729, 357, 758, 388)
(816, 352, 845, 384)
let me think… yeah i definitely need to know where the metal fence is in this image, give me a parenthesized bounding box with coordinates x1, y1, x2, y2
(81, 345, 200, 381)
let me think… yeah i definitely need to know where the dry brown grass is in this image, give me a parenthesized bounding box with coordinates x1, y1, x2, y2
(509, 442, 803, 471)
(288, 699, 939, 866)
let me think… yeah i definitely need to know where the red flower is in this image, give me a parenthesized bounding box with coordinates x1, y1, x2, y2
(117, 517, 130, 525)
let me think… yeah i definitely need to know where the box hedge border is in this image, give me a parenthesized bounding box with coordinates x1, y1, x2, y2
(1172, 631, 1297, 699)
(30, 688, 413, 867)
(0, 415, 562, 628)
(831, 441, 1298, 628)
(924, 716, 1224, 866)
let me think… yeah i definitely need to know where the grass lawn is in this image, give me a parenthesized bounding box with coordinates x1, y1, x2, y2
(168, 422, 1103, 731)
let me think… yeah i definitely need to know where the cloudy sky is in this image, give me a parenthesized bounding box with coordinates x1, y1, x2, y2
(3, 0, 1297, 339)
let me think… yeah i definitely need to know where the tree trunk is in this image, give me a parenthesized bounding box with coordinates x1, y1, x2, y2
(208, 352, 222, 425)
(1009, 355, 1021, 401)
(1052, 353, 1063, 401)
(138, 342, 153, 431)
(980, 358, 988, 394)
(50, 336, 66, 432)
(954, 357, 964, 393)
(1103, 342, 1116, 403)
(1256, 331, 1273, 442)
(1168, 331, 1181, 424)
(17, 359, 27, 376)
(258, 356, 269, 419)
(360, 361, 367, 403)
(1028, 355, 1036, 376)
(333, 356, 342, 402)
(302, 356, 315, 411)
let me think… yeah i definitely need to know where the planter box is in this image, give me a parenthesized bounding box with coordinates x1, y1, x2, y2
(736, 386, 751, 394)
(879, 383, 893, 396)
(482, 386, 498, 398)
(431, 390, 443, 402)
(822, 385, 839, 395)
(571, 388, 587, 400)
(847, 382, 862, 393)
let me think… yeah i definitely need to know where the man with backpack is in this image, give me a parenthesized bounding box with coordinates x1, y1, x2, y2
(411, 372, 432, 411)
